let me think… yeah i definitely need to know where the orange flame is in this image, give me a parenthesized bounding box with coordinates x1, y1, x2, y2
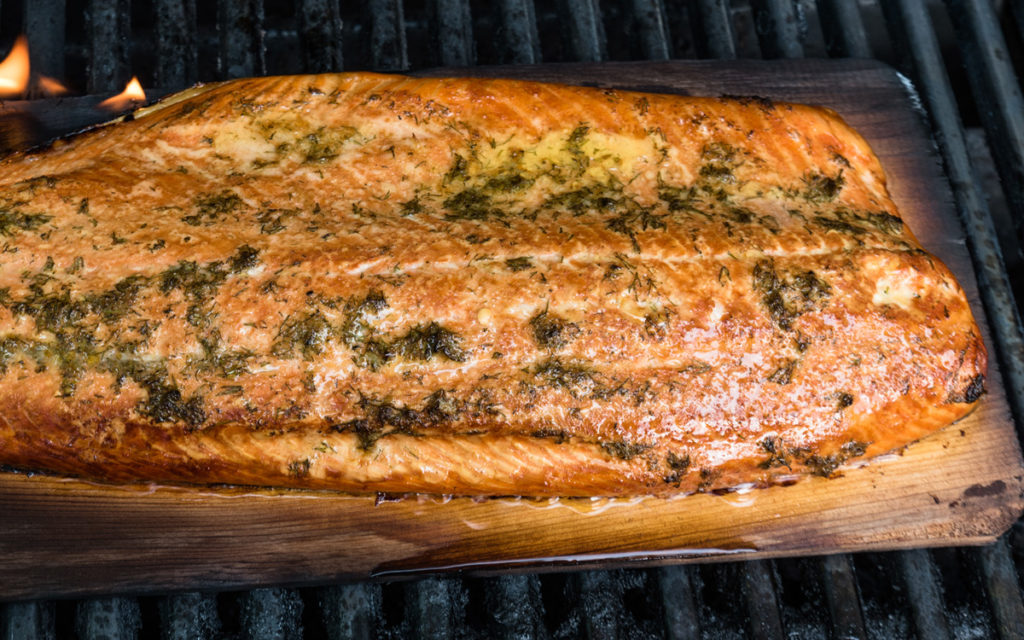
(38, 75, 71, 97)
(98, 76, 146, 111)
(0, 35, 30, 98)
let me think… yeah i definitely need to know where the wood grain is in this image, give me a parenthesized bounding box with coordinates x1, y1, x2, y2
(1, 59, 1021, 602)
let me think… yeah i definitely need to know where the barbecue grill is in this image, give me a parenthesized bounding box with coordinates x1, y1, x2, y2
(1, 0, 1023, 638)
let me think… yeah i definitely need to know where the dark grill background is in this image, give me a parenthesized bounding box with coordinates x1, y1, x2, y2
(2, 0, 1024, 638)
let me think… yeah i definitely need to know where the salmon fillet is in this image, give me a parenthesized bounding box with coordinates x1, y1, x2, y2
(0, 73, 986, 496)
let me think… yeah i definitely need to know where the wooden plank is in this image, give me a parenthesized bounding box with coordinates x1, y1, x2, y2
(0, 59, 1021, 601)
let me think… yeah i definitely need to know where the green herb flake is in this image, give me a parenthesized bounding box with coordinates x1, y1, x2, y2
(504, 256, 533, 272)
(529, 309, 580, 351)
(601, 440, 652, 461)
(272, 310, 333, 360)
(185, 191, 244, 226)
(229, 245, 260, 273)
(767, 359, 798, 385)
(752, 260, 832, 331)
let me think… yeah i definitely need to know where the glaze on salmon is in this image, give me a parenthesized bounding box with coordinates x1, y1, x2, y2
(0, 73, 986, 496)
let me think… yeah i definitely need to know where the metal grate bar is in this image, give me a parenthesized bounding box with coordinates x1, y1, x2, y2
(367, 0, 408, 71)
(0, 601, 54, 640)
(23, 0, 65, 81)
(557, 0, 607, 62)
(899, 549, 952, 640)
(629, 0, 671, 61)
(815, 0, 872, 58)
(239, 587, 304, 640)
(659, 566, 700, 640)
(974, 539, 1024, 640)
(298, 0, 343, 73)
(820, 554, 867, 639)
(945, 0, 1024, 248)
(749, 0, 805, 58)
(578, 569, 623, 639)
(157, 592, 219, 640)
(409, 577, 461, 638)
(87, 0, 130, 93)
(318, 583, 380, 640)
(885, 0, 1024, 442)
(218, 0, 265, 79)
(1013, 2, 1024, 51)
(75, 597, 140, 640)
(154, 0, 198, 90)
(692, 0, 736, 59)
(485, 574, 546, 639)
(428, 0, 475, 67)
(741, 560, 785, 639)
(495, 0, 541, 64)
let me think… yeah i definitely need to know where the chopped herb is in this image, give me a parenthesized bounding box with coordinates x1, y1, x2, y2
(801, 170, 845, 203)
(185, 191, 244, 226)
(752, 260, 832, 331)
(88, 275, 148, 323)
(664, 451, 692, 483)
(229, 245, 260, 272)
(484, 173, 534, 194)
(302, 126, 358, 164)
(0, 207, 51, 237)
(272, 310, 333, 360)
(341, 289, 388, 349)
(767, 359, 798, 385)
(814, 215, 865, 235)
(601, 440, 652, 461)
(644, 307, 673, 339)
(444, 154, 470, 184)
(758, 436, 793, 469)
(385, 322, 466, 365)
(680, 361, 712, 375)
(865, 212, 904, 236)
(528, 357, 603, 398)
(505, 256, 533, 272)
(302, 370, 317, 393)
(443, 188, 501, 222)
(529, 309, 580, 351)
(288, 459, 312, 477)
(256, 208, 299, 234)
(400, 197, 424, 217)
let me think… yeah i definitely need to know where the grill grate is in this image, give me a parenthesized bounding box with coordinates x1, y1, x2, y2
(1, 1, 1024, 638)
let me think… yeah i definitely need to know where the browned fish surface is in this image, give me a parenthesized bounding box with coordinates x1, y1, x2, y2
(0, 73, 985, 496)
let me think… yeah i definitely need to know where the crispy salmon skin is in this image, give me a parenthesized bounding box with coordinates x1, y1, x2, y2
(0, 73, 985, 496)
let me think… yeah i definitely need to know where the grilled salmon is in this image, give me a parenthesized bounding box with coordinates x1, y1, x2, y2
(0, 73, 985, 496)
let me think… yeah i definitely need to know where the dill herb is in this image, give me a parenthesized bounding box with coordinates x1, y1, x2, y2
(272, 310, 333, 360)
(801, 170, 845, 203)
(505, 257, 533, 272)
(751, 260, 831, 331)
(601, 440, 652, 461)
(185, 190, 244, 226)
(0, 207, 51, 237)
(767, 359, 798, 385)
(529, 309, 580, 350)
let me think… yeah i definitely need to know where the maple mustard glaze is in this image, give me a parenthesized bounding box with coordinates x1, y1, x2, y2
(0, 73, 986, 496)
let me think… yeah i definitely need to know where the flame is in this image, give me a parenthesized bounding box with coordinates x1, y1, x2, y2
(0, 35, 30, 98)
(38, 75, 70, 97)
(98, 76, 146, 111)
